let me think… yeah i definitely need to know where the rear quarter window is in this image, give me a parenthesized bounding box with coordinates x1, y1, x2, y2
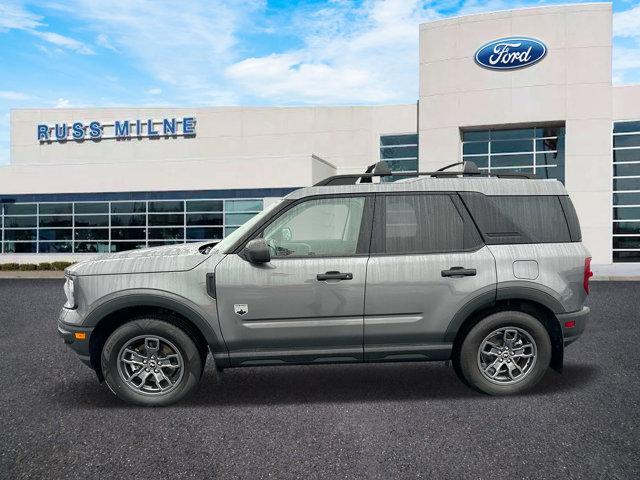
(460, 193, 572, 244)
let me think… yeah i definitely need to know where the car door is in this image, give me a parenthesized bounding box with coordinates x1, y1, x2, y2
(364, 193, 497, 361)
(215, 195, 373, 366)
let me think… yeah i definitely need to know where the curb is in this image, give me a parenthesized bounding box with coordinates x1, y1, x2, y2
(592, 276, 640, 281)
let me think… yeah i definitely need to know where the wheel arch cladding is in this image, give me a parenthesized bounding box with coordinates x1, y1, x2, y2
(449, 298, 564, 372)
(87, 295, 223, 380)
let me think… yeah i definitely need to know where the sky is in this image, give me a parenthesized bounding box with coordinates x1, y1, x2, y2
(0, 0, 639, 165)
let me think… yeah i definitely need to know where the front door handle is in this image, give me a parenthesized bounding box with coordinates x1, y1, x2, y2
(317, 271, 353, 281)
(441, 267, 477, 277)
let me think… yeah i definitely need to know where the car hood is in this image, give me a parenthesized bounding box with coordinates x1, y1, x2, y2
(66, 241, 223, 276)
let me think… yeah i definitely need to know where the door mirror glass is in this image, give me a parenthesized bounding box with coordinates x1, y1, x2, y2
(242, 238, 271, 263)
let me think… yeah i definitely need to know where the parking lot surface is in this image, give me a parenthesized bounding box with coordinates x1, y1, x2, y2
(1, 279, 638, 479)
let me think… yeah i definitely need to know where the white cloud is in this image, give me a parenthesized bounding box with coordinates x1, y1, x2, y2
(613, 5, 640, 38)
(54, 98, 70, 108)
(0, 91, 30, 101)
(96, 32, 117, 51)
(146, 88, 162, 95)
(31, 30, 94, 55)
(226, 0, 440, 104)
(0, 3, 42, 31)
(44, 0, 259, 103)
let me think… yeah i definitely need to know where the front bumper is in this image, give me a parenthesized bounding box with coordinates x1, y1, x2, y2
(58, 308, 94, 368)
(557, 306, 590, 347)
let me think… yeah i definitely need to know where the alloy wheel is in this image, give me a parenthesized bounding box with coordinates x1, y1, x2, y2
(477, 327, 538, 385)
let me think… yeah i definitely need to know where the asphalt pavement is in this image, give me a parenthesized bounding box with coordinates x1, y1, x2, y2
(0, 279, 638, 479)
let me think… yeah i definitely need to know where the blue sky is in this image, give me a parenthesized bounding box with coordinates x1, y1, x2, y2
(1, 0, 639, 165)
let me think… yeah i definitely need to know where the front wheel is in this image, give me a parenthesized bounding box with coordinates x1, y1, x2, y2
(101, 318, 203, 406)
(456, 311, 551, 395)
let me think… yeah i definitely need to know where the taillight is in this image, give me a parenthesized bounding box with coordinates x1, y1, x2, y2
(583, 257, 593, 294)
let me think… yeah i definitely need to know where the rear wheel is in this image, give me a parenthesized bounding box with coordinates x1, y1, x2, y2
(456, 311, 551, 395)
(101, 318, 203, 406)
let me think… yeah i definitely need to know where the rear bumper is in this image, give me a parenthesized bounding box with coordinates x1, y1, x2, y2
(58, 310, 94, 368)
(557, 306, 590, 347)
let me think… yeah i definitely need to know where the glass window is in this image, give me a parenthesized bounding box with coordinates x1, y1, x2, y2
(614, 163, 640, 177)
(74, 215, 109, 227)
(380, 134, 418, 146)
(75, 242, 110, 253)
(186, 227, 223, 240)
(111, 242, 147, 252)
(111, 214, 145, 227)
(462, 131, 489, 142)
(111, 228, 146, 240)
(4, 204, 36, 215)
(225, 199, 263, 212)
(371, 194, 466, 254)
(75, 229, 109, 241)
(111, 202, 146, 214)
(380, 146, 418, 159)
(613, 121, 640, 263)
(225, 212, 258, 226)
(39, 203, 72, 215)
(39, 242, 72, 253)
(263, 197, 366, 257)
(187, 200, 223, 212)
(75, 202, 109, 214)
(148, 201, 184, 213)
(614, 178, 640, 191)
(462, 125, 565, 182)
(3, 242, 37, 253)
(5, 229, 37, 241)
(39, 229, 73, 241)
(4, 216, 37, 228)
(39, 216, 72, 227)
(614, 207, 640, 220)
(380, 134, 418, 175)
(186, 213, 223, 226)
(148, 227, 184, 240)
(148, 213, 184, 226)
(613, 251, 640, 262)
(613, 134, 640, 149)
(613, 222, 640, 234)
(613, 193, 640, 206)
(460, 193, 571, 244)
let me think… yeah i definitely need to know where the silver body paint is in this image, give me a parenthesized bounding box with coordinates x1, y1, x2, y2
(59, 176, 590, 371)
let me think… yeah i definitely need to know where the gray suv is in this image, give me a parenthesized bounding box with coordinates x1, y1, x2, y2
(58, 162, 591, 406)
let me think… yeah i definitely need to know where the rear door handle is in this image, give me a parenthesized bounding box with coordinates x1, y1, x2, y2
(441, 267, 477, 277)
(317, 271, 353, 281)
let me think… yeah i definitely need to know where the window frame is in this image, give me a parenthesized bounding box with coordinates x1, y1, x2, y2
(234, 194, 375, 259)
(370, 192, 484, 257)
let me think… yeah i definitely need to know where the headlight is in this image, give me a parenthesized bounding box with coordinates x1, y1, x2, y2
(63, 276, 76, 309)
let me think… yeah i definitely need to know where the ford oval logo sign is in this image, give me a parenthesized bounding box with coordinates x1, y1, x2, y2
(475, 37, 547, 70)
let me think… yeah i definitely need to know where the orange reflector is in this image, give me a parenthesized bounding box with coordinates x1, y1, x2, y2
(74, 332, 87, 340)
(564, 320, 576, 329)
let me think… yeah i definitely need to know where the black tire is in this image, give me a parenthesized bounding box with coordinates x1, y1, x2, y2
(101, 318, 203, 406)
(457, 311, 551, 395)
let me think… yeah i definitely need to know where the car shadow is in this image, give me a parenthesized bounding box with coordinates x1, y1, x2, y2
(53, 361, 600, 409)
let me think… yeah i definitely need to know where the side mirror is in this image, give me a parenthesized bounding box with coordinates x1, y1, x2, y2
(241, 238, 271, 264)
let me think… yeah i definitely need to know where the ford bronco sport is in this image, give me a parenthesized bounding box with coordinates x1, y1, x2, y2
(58, 161, 591, 406)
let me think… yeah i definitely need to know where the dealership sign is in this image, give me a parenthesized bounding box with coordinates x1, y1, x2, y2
(37, 117, 196, 142)
(475, 37, 546, 70)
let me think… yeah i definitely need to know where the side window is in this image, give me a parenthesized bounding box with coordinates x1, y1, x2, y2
(372, 194, 470, 254)
(262, 197, 366, 257)
(459, 193, 572, 244)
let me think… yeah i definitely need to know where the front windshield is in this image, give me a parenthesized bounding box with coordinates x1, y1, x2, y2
(214, 199, 284, 254)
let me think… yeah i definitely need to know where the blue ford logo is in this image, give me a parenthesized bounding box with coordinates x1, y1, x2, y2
(475, 37, 547, 70)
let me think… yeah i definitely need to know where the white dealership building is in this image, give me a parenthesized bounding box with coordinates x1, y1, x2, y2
(1, 2, 639, 269)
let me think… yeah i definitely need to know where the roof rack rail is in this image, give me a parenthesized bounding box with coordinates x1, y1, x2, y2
(314, 161, 538, 186)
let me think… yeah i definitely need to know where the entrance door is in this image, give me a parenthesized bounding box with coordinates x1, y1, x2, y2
(215, 195, 373, 366)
